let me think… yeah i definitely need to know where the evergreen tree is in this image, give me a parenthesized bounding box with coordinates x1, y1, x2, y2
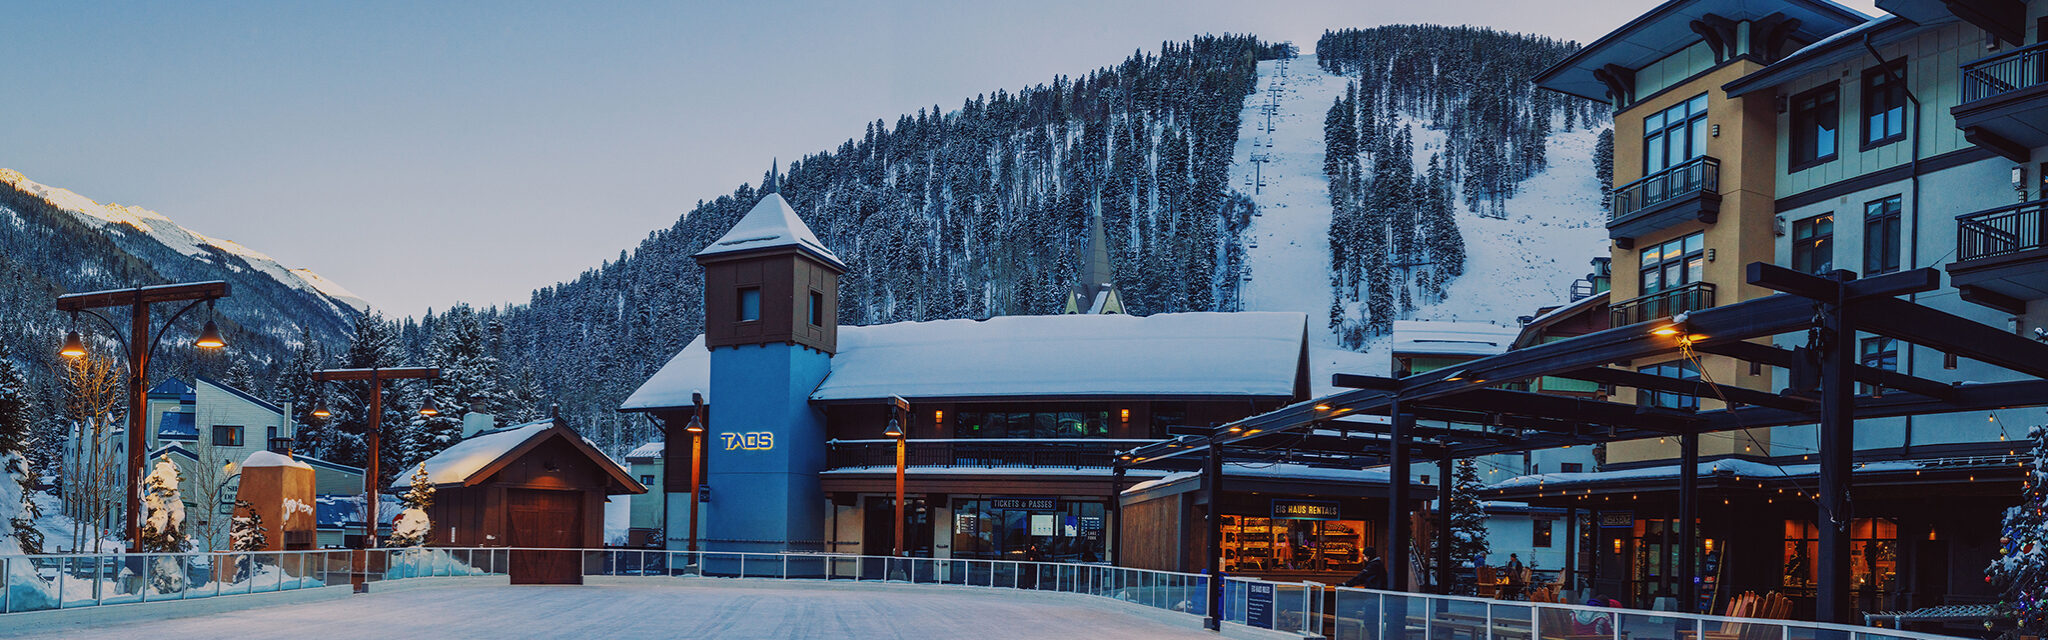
(0, 340, 40, 554)
(1991, 422, 2048, 634)
(141, 455, 189, 592)
(1449, 459, 1491, 590)
(388, 464, 436, 548)
(1594, 128, 1615, 211)
(229, 499, 267, 552)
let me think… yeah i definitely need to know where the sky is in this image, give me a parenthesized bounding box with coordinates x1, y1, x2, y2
(2, 0, 1881, 318)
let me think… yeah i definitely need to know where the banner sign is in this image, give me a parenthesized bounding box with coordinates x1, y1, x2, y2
(1599, 511, 1634, 528)
(990, 497, 1059, 511)
(1272, 499, 1342, 520)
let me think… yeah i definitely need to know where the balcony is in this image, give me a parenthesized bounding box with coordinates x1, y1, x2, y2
(1955, 41, 2048, 160)
(1948, 199, 2048, 314)
(824, 438, 1152, 472)
(1609, 282, 1716, 327)
(1609, 156, 1721, 248)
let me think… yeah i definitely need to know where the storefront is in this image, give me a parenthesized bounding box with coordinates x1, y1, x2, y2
(1119, 463, 1430, 581)
(951, 496, 1109, 562)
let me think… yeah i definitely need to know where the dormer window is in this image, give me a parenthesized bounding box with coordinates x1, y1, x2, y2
(738, 287, 761, 322)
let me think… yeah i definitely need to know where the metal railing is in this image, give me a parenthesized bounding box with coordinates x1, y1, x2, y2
(1326, 586, 1967, 640)
(1610, 282, 1716, 327)
(1960, 41, 2048, 103)
(1956, 198, 2048, 262)
(3, 548, 1982, 639)
(1612, 156, 1719, 222)
(0, 547, 504, 614)
(825, 438, 1156, 470)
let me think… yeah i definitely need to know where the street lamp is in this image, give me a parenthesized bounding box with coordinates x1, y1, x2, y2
(887, 395, 910, 559)
(686, 391, 705, 553)
(54, 280, 232, 549)
(308, 365, 439, 593)
(417, 396, 441, 417)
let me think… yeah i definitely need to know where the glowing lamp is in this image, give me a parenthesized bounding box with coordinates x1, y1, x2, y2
(884, 417, 903, 438)
(59, 331, 87, 358)
(417, 396, 440, 417)
(685, 414, 704, 434)
(311, 400, 332, 419)
(194, 320, 227, 349)
(1651, 325, 1683, 336)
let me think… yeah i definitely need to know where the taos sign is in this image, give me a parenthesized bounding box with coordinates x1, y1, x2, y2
(720, 432, 775, 451)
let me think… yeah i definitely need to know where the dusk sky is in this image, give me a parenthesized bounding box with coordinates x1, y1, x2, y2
(3, 0, 1879, 318)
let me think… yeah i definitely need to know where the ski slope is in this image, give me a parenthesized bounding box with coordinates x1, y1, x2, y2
(1230, 55, 1609, 394)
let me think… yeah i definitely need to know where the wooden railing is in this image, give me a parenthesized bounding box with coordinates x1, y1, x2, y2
(1956, 199, 2048, 262)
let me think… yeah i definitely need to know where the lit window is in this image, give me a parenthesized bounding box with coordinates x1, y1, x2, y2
(1792, 214, 1834, 276)
(213, 425, 244, 447)
(1533, 519, 1554, 548)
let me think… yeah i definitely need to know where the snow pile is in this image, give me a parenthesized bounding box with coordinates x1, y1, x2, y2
(390, 508, 429, 542)
(0, 451, 57, 610)
(382, 548, 487, 580)
(242, 449, 313, 470)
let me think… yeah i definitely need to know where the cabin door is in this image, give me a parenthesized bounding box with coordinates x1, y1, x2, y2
(509, 489, 583, 585)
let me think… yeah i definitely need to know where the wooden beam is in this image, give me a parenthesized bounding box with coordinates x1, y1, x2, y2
(1964, 126, 2030, 163)
(1430, 388, 1699, 433)
(1958, 284, 2029, 316)
(56, 281, 231, 311)
(1332, 373, 1402, 390)
(1692, 341, 1956, 401)
(1856, 296, 2048, 379)
(312, 367, 441, 381)
(1559, 367, 1817, 413)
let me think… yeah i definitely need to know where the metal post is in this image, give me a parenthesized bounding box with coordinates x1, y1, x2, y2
(1437, 457, 1453, 595)
(126, 298, 148, 549)
(1205, 444, 1224, 631)
(689, 419, 703, 552)
(1110, 465, 1125, 566)
(1566, 507, 1579, 591)
(892, 422, 906, 557)
(1389, 408, 1413, 592)
(1679, 432, 1699, 612)
(1816, 271, 1856, 624)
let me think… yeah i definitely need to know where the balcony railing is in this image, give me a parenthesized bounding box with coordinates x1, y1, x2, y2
(825, 438, 1155, 471)
(1610, 282, 1716, 327)
(1612, 156, 1719, 222)
(1957, 199, 2048, 261)
(1961, 41, 2048, 103)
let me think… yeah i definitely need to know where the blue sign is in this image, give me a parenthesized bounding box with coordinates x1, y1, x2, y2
(1245, 582, 1275, 629)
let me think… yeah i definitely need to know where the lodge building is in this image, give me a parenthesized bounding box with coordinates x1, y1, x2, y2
(621, 193, 1427, 572)
(1499, 0, 2048, 626)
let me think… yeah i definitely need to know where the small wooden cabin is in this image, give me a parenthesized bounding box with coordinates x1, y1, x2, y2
(394, 418, 645, 550)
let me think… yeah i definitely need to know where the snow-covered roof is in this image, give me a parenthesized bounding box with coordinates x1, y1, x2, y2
(813, 312, 1306, 401)
(692, 193, 846, 271)
(1484, 456, 1978, 493)
(241, 450, 312, 470)
(619, 335, 711, 411)
(626, 441, 664, 460)
(395, 421, 553, 487)
(1389, 320, 1519, 357)
(623, 311, 1308, 409)
(157, 411, 197, 439)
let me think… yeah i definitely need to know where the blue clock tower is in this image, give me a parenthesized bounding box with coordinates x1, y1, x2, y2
(693, 193, 846, 554)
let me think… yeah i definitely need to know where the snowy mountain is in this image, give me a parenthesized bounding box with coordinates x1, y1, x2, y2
(0, 168, 366, 400)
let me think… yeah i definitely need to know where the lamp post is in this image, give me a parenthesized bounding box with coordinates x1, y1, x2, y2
(55, 280, 232, 550)
(686, 391, 705, 553)
(885, 395, 910, 558)
(308, 365, 439, 593)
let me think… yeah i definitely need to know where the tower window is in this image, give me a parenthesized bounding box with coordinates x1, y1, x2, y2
(808, 291, 824, 326)
(738, 287, 761, 322)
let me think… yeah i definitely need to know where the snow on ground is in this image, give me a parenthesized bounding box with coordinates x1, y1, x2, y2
(17, 581, 1218, 639)
(1230, 55, 1608, 395)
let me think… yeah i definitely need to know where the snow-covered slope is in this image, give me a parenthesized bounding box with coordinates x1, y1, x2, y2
(1230, 56, 1608, 394)
(0, 168, 370, 314)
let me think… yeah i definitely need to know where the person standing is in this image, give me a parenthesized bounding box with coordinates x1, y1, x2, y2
(1504, 553, 1527, 599)
(1341, 546, 1388, 589)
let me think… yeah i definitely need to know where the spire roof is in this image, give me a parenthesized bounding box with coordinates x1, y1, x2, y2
(694, 193, 846, 271)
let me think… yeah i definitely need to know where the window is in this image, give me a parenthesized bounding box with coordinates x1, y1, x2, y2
(955, 411, 1110, 439)
(1533, 519, 1554, 548)
(1863, 196, 1902, 275)
(1862, 63, 1907, 148)
(1790, 84, 1839, 169)
(639, 474, 656, 486)
(1643, 94, 1709, 174)
(213, 425, 244, 447)
(808, 291, 824, 326)
(1638, 232, 1705, 295)
(1637, 361, 1700, 409)
(1561, 463, 1585, 473)
(1859, 336, 1898, 395)
(1792, 214, 1834, 275)
(737, 287, 761, 322)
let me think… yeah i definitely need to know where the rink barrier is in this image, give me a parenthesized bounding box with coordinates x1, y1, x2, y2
(0, 549, 1979, 640)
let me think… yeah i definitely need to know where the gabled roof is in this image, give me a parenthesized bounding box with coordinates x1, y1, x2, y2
(392, 419, 645, 495)
(1389, 321, 1521, 358)
(692, 193, 847, 271)
(625, 441, 664, 461)
(148, 379, 195, 400)
(1535, 0, 1872, 102)
(197, 376, 286, 416)
(623, 311, 1310, 410)
(158, 411, 197, 439)
(1511, 291, 1610, 349)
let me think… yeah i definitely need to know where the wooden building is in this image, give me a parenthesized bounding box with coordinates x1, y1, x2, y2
(1119, 463, 1434, 584)
(394, 418, 645, 550)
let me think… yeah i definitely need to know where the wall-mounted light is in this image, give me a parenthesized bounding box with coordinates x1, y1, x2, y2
(1613, 538, 1624, 553)
(934, 410, 944, 424)
(1711, 124, 1721, 138)
(1119, 408, 1131, 421)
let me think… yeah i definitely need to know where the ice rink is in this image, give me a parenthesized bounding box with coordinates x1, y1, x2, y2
(21, 580, 1220, 639)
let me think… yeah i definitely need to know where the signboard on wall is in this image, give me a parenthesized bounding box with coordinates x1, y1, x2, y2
(1245, 582, 1275, 629)
(1599, 511, 1634, 528)
(1271, 499, 1341, 521)
(991, 497, 1059, 511)
(1030, 514, 1057, 536)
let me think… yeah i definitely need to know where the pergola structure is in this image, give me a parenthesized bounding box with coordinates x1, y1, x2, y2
(1117, 263, 2048, 626)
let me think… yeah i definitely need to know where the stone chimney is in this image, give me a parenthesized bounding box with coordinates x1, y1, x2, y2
(462, 411, 496, 438)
